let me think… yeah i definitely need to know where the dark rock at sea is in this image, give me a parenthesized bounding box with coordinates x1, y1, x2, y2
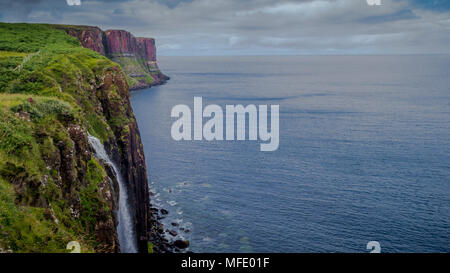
(150, 207, 158, 213)
(174, 240, 190, 249)
(160, 208, 169, 215)
(147, 204, 191, 253)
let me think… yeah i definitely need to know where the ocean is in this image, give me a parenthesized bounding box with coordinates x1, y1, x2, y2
(130, 55, 450, 253)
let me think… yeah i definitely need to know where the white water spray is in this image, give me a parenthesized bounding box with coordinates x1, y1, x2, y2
(88, 135, 137, 253)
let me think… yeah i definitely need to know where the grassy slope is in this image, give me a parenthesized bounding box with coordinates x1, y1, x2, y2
(109, 54, 156, 88)
(0, 23, 128, 252)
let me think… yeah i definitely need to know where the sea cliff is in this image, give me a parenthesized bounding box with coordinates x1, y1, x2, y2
(0, 22, 166, 253)
(56, 25, 169, 90)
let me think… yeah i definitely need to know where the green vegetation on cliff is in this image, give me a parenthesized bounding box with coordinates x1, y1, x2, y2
(0, 23, 118, 140)
(109, 54, 155, 88)
(0, 23, 138, 252)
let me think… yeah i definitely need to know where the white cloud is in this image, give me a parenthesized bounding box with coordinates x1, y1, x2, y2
(66, 0, 82, 6)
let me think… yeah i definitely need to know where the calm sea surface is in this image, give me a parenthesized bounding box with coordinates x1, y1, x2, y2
(130, 55, 450, 253)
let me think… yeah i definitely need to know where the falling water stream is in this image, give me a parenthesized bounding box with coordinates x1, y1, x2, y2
(88, 135, 137, 253)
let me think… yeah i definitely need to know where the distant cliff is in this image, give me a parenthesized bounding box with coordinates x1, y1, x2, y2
(58, 25, 169, 90)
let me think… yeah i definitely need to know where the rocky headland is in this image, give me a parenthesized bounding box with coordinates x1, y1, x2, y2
(58, 25, 169, 90)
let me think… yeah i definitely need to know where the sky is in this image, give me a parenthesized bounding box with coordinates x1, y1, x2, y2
(0, 0, 449, 55)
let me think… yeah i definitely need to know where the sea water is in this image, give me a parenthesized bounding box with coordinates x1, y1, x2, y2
(131, 55, 450, 253)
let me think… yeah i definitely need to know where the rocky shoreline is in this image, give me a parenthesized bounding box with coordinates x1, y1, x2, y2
(148, 205, 191, 253)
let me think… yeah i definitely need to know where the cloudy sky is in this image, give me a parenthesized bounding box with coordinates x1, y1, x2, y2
(0, 0, 449, 55)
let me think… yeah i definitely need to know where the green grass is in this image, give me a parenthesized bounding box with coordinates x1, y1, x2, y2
(0, 23, 80, 53)
(0, 23, 119, 143)
(0, 51, 28, 58)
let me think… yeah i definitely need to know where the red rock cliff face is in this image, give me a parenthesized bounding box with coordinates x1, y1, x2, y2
(105, 30, 138, 55)
(137, 37, 156, 62)
(60, 26, 106, 55)
(104, 31, 157, 62)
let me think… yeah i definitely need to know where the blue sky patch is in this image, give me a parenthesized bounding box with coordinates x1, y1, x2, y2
(409, 0, 450, 11)
(360, 9, 420, 24)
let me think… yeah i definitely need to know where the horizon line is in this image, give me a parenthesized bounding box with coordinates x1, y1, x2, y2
(158, 53, 450, 57)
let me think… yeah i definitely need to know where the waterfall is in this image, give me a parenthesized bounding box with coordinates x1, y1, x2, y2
(88, 135, 137, 253)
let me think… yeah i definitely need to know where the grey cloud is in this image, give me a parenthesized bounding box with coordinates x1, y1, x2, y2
(155, 0, 193, 8)
(113, 8, 125, 15)
(0, 0, 449, 55)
